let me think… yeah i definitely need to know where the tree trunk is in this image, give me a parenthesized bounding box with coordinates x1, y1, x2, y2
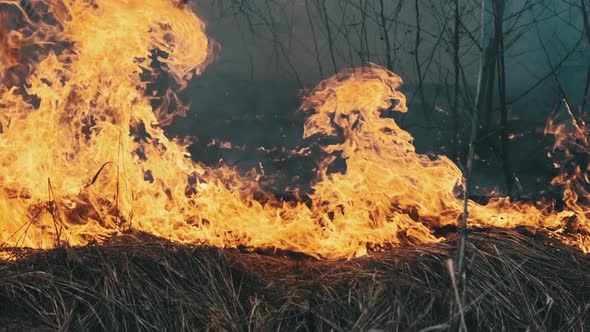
(494, 0, 512, 195)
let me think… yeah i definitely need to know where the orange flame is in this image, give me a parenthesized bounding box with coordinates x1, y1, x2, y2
(0, 1, 588, 259)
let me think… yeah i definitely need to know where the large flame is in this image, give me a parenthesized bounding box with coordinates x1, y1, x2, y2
(0, 0, 588, 259)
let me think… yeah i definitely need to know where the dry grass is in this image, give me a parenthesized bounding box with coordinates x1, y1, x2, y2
(0, 229, 588, 331)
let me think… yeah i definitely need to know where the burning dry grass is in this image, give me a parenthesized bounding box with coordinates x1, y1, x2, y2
(0, 229, 588, 331)
(1, 2, 588, 330)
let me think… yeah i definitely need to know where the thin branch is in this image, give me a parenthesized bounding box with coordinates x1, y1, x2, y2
(305, 0, 324, 77)
(378, 0, 392, 69)
(452, 0, 461, 162)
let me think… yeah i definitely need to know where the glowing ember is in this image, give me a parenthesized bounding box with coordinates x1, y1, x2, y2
(0, 0, 588, 258)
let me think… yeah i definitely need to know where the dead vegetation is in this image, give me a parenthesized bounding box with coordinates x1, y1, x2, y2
(0, 228, 588, 331)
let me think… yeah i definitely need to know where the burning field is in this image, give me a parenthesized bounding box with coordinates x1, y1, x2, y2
(0, 0, 589, 330)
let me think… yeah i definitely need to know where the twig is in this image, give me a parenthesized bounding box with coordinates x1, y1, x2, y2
(452, 0, 461, 162)
(413, 0, 428, 119)
(378, 0, 391, 69)
(579, 0, 590, 115)
(47, 178, 63, 246)
(446, 259, 468, 332)
(456, 0, 488, 327)
(305, 0, 324, 78)
(320, 0, 338, 74)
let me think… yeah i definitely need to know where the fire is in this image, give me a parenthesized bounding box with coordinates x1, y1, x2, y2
(0, 0, 588, 259)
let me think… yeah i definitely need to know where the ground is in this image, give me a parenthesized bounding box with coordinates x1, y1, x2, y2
(0, 229, 588, 331)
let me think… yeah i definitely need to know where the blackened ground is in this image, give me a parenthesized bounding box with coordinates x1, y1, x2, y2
(0, 229, 588, 331)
